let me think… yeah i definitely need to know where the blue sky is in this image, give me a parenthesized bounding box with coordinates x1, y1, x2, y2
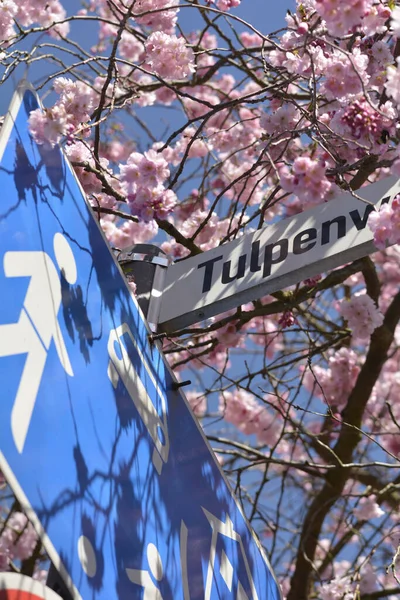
(234, 0, 294, 31)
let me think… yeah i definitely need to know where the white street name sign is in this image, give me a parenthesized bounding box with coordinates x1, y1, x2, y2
(159, 176, 400, 332)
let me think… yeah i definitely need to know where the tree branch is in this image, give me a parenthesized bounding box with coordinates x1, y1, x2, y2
(287, 290, 400, 600)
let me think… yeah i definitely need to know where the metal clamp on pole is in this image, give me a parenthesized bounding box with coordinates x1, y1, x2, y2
(116, 244, 170, 332)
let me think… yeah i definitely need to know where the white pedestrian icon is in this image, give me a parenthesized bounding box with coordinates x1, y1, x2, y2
(0, 233, 77, 453)
(107, 323, 170, 475)
(126, 543, 164, 599)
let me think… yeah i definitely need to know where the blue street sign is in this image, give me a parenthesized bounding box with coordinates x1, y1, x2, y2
(0, 84, 282, 600)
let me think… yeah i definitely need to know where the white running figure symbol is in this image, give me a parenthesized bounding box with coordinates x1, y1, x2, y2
(0, 233, 77, 453)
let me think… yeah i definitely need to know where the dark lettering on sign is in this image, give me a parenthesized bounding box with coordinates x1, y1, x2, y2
(263, 239, 289, 278)
(349, 205, 375, 231)
(198, 255, 223, 293)
(348, 196, 390, 231)
(221, 255, 247, 284)
(380, 195, 391, 207)
(250, 240, 262, 273)
(293, 228, 317, 254)
(321, 216, 346, 246)
(196, 191, 397, 295)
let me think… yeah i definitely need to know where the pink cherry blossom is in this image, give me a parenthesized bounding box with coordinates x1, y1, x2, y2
(145, 32, 195, 80)
(391, 5, 400, 37)
(278, 311, 296, 328)
(279, 156, 332, 208)
(219, 389, 281, 446)
(0, 0, 70, 41)
(340, 293, 384, 339)
(303, 347, 360, 409)
(385, 59, 400, 109)
(314, 0, 374, 37)
(0, 512, 38, 563)
(318, 576, 353, 600)
(216, 0, 240, 11)
(322, 48, 369, 100)
(353, 495, 385, 520)
(134, 0, 179, 33)
(100, 217, 158, 248)
(0, 1, 18, 44)
(261, 103, 301, 136)
(185, 391, 207, 417)
(368, 201, 400, 250)
(33, 569, 48, 584)
(29, 78, 96, 146)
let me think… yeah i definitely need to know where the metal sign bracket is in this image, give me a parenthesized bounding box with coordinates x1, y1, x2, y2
(116, 244, 170, 332)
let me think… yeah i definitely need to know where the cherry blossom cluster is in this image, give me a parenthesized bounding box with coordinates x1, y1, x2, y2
(86, 0, 180, 35)
(0, 512, 38, 570)
(144, 32, 196, 80)
(120, 148, 177, 221)
(212, 0, 241, 11)
(279, 157, 333, 209)
(219, 389, 281, 446)
(354, 493, 385, 520)
(385, 57, 400, 108)
(161, 193, 241, 259)
(303, 347, 360, 410)
(340, 293, 384, 339)
(368, 196, 400, 250)
(331, 99, 397, 151)
(0, 0, 68, 44)
(134, 0, 180, 33)
(101, 217, 159, 250)
(261, 103, 300, 137)
(29, 78, 97, 147)
(314, 0, 387, 37)
(318, 575, 353, 600)
(278, 310, 296, 328)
